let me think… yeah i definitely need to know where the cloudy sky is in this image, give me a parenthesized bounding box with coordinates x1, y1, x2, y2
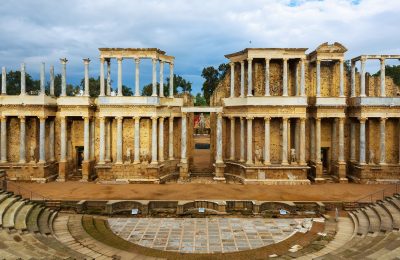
(0, 0, 399, 94)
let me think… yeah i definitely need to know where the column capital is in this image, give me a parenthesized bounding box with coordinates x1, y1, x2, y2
(338, 117, 345, 123)
(181, 112, 187, 117)
(60, 58, 68, 64)
(152, 58, 157, 63)
(265, 57, 271, 62)
(360, 56, 367, 63)
(358, 117, 368, 123)
(135, 58, 140, 64)
(169, 116, 174, 121)
(300, 117, 306, 122)
(229, 62, 235, 67)
(169, 61, 174, 66)
(240, 60, 245, 65)
(247, 57, 253, 62)
(151, 115, 158, 120)
(217, 112, 223, 119)
(133, 116, 141, 121)
(264, 116, 271, 121)
(116, 116, 123, 121)
(0, 116, 6, 121)
(246, 116, 254, 120)
(82, 116, 90, 120)
(100, 57, 105, 63)
(380, 57, 386, 63)
(283, 57, 289, 62)
(159, 60, 164, 64)
(380, 117, 387, 122)
(83, 58, 91, 64)
(316, 58, 321, 64)
(116, 57, 123, 62)
(315, 117, 321, 122)
(98, 116, 105, 122)
(38, 116, 48, 121)
(159, 116, 165, 121)
(18, 115, 26, 120)
(282, 116, 289, 121)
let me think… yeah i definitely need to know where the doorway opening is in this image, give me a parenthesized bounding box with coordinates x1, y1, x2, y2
(321, 147, 329, 174)
(75, 146, 84, 174)
(191, 112, 212, 174)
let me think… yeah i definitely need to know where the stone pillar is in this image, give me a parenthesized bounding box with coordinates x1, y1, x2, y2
(229, 117, 235, 160)
(1, 67, 6, 95)
(116, 117, 123, 164)
(295, 61, 299, 96)
(300, 58, 305, 96)
(159, 61, 164, 97)
(0, 117, 6, 162)
(315, 118, 321, 163)
(117, 57, 123, 96)
(181, 113, 187, 163)
(295, 119, 300, 161)
(50, 65, 55, 96)
(38, 116, 46, 163)
(240, 117, 245, 162)
(283, 58, 288, 96)
(240, 61, 245, 97)
(99, 117, 105, 164)
(380, 58, 386, 97)
(247, 58, 253, 96)
(60, 117, 66, 162)
(360, 57, 366, 97)
(169, 62, 174, 98)
(350, 121, 356, 161)
(282, 117, 288, 165)
(106, 59, 111, 96)
(264, 117, 271, 165)
(134, 116, 140, 163)
(21, 63, 26, 95)
(100, 58, 105, 96)
(151, 116, 158, 164)
(339, 59, 344, 97)
(310, 119, 315, 161)
(135, 58, 140, 96)
(83, 117, 90, 161)
(265, 58, 270, 96)
(83, 58, 90, 96)
(380, 117, 386, 164)
(216, 113, 223, 163)
(316, 59, 321, 97)
(168, 117, 174, 160)
(300, 118, 306, 165)
(158, 117, 164, 162)
(338, 118, 345, 162)
(49, 119, 55, 161)
(40, 62, 45, 95)
(152, 59, 157, 97)
(351, 61, 356, 97)
(60, 58, 67, 96)
(230, 62, 235, 97)
(359, 117, 367, 164)
(19, 116, 26, 163)
(90, 118, 95, 160)
(332, 119, 337, 162)
(246, 117, 253, 165)
(105, 119, 111, 162)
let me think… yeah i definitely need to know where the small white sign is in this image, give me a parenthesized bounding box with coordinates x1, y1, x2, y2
(279, 209, 287, 215)
(131, 209, 138, 215)
(198, 208, 205, 213)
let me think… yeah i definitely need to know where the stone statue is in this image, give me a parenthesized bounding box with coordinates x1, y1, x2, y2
(290, 148, 297, 164)
(199, 113, 206, 134)
(30, 145, 36, 163)
(369, 150, 375, 164)
(111, 90, 116, 96)
(125, 148, 131, 163)
(254, 146, 263, 165)
(77, 89, 84, 96)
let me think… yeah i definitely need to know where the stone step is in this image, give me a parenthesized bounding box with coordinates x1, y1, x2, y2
(2, 199, 26, 229)
(14, 203, 35, 231)
(38, 208, 52, 235)
(0, 192, 12, 204)
(48, 210, 58, 234)
(363, 207, 380, 233)
(0, 196, 20, 227)
(350, 232, 397, 259)
(353, 210, 369, 236)
(34, 233, 88, 259)
(387, 196, 400, 211)
(348, 211, 359, 237)
(371, 204, 393, 232)
(380, 200, 400, 230)
(26, 205, 44, 233)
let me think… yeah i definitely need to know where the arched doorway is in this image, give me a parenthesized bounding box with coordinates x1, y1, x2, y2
(191, 112, 213, 175)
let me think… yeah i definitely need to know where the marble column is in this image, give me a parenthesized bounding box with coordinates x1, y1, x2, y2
(50, 65, 54, 96)
(19, 116, 26, 163)
(168, 117, 174, 160)
(134, 116, 140, 163)
(181, 113, 187, 164)
(264, 117, 271, 165)
(300, 59, 305, 96)
(315, 118, 321, 163)
(38, 116, 46, 163)
(295, 61, 299, 96)
(1, 67, 6, 95)
(169, 63, 174, 98)
(295, 119, 300, 161)
(399, 119, 400, 165)
(300, 118, 306, 165)
(151, 116, 158, 164)
(40, 62, 45, 95)
(351, 61, 356, 97)
(106, 59, 111, 96)
(316, 59, 321, 97)
(283, 58, 288, 96)
(339, 59, 344, 97)
(380, 58, 386, 97)
(117, 57, 123, 96)
(380, 117, 386, 164)
(135, 58, 140, 96)
(105, 119, 111, 162)
(332, 119, 337, 162)
(60, 58, 67, 97)
(246, 117, 253, 165)
(359, 118, 367, 164)
(338, 118, 345, 163)
(158, 117, 164, 162)
(49, 119, 55, 161)
(247, 58, 253, 96)
(350, 121, 356, 161)
(99, 117, 105, 164)
(116, 117, 123, 164)
(282, 117, 288, 165)
(60, 117, 66, 162)
(265, 58, 270, 96)
(21, 63, 26, 95)
(90, 118, 95, 160)
(83, 117, 90, 162)
(152, 59, 157, 97)
(159, 61, 164, 97)
(240, 117, 245, 162)
(229, 117, 235, 160)
(100, 58, 105, 96)
(0, 117, 6, 162)
(360, 58, 366, 97)
(83, 58, 90, 96)
(216, 113, 223, 163)
(310, 119, 315, 161)
(240, 61, 245, 97)
(230, 62, 235, 97)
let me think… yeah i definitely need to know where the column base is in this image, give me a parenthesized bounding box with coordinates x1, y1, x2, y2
(214, 162, 226, 181)
(57, 160, 68, 181)
(82, 161, 92, 182)
(337, 161, 347, 182)
(178, 162, 189, 180)
(315, 162, 323, 181)
(19, 160, 26, 164)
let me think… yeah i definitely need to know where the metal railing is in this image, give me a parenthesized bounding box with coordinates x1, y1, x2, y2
(356, 183, 400, 204)
(4, 180, 49, 202)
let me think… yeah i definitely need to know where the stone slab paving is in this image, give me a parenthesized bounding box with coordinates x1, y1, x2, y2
(109, 218, 311, 253)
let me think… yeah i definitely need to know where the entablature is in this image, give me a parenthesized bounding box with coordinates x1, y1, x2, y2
(225, 48, 307, 63)
(223, 97, 308, 107)
(348, 97, 400, 107)
(57, 96, 95, 107)
(223, 106, 306, 118)
(99, 48, 174, 63)
(0, 95, 57, 106)
(308, 97, 347, 107)
(96, 96, 183, 107)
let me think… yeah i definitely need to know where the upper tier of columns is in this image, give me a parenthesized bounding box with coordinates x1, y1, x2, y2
(314, 59, 345, 97)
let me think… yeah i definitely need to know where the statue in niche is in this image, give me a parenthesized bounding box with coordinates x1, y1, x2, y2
(369, 150, 375, 165)
(291, 148, 297, 164)
(254, 146, 263, 165)
(30, 145, 36, 163)
(198, 113, 206, 134)
(125, 148, 131, 164)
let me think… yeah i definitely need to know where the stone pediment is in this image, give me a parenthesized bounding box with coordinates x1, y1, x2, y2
(315, 42, 347, 54)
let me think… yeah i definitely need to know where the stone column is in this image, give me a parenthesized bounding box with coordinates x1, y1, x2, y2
(90, 118, 95, 160)
(60, 116, 66, 162)
(100, 58, 105, 96)
(159, 61, 164, 97)
(19, 116, 26, 163)
(0, 116, 6, 162)
(106, 59, 111, 96)
(240, 117, 245, 162)
(315, 118, 321, 163)
(229, 117, 235, 160)
(83, 117, 90, 162)
(332, 119, 337, 162)
(399, 119, 400, 165)
(230, 62, 235, 97)
(169, 62, 174, 98)
(135, 58, 140, 96)
(83, 58, 90, 96)
(295, 61, 299, 96)
(316, 59, 321, 97)
(359, 117, 367, 164)
(240, 61, 245, 97)
(1, 67, 6, 95)
(158, 117, 164, 162)
(380, 117, 386, 164)
(116, 117, 123, 164)
(216, 113, 223, 164)
(380, 58, 386, 97)
(50, 65, 54, 96)
(351, 61, 356, 97)
(350, 121, 356, 161)
(283, 58, 288, 96)
(299, 118, 306, 165)
(40, 62, 45, 95)
(49, 119, 55, 161)
(265, 58, 270, 96)
(134, 116, 140, 163)
(168, 117, 174, 160)
(105, 118, 111, 162)
(310, 119, 315, 161)
(151, 116, 158, 164)
(360, 57, 366, 97)
(247, 58, 253, 96)
(117, 57, 123, 96)
(282, 117, 288, 165)
(339, 59, 344, 97)
(99, 117, 105, 164)
(21, 63, 26, 95)
(338, 118, 345, 163)
(38, 116, 46, 163)
(295, 119, 300, 161)
(246, 117, 253, 165)
(300, 59, 305, 96)
(60, 58, 67, 96)
(152, 59, 157, 97)
(181, 113, 187, 164)
(264, 117, 271, 165)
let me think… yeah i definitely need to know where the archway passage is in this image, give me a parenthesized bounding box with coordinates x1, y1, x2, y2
(191, 112, 213, 175)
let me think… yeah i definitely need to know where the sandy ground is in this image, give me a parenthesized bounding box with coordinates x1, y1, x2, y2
(8, 182, 397, 202)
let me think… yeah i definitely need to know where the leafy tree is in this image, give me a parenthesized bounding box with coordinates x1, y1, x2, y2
(218, 63, 229, 79)
(2, 70, 39, 95)
(374, 65, 400, 87)
(194, 93, 207, 106)
(201, 66, 220, 105)
(142, 83, 156, 96)
(122, 85, 133, 96)
(142, 74, 192, 96)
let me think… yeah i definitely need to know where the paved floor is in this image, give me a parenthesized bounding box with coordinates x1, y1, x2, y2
(108, 217, 315, 253)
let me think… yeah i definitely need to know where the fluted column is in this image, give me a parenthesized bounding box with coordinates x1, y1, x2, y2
(100, 58, 105, 96)
(0, 116, 6, 162)
(90, 118, 95, 160)
(1, 67, 6, 95)
(151, 116, 158, 164)
(116, 117, 123, 164)
(351, 61, 356, 97)
(332, 119, 337, 162)
(99, 117, 105, 164)
(316, 59, 321, 97)
(181, 113, 187, 164)
(158, 117, 164, 162)
(216, 113, 223, 163)
(300, 118, 306, 165)
(152, 59, 157, 97)
(159, 61, 164, 97)
(106, 59, 111, 96)
(81, 58, 89, 96)
(380, 117, 386, 164)
(60, 116, 66, 162)
(169, 62, 174, 98)
(229, 116, 235, 160)
(50, 65, 54, 96)
(117, 57, 123, 96)
(168, 117, 174, 160)
(230, 62, 235, 97)
(300, 58, 305, 96)
(359, 117, 367, 164)
(240, 61, 245, 97)
(310, 119, 315, 161)
(246, 117, 253, 165)
(247, 58, 253, 96)
(339, 59, 344, 97)
(38, 116, 46, 163)
(21, 63, 26, 95)
(315, 118, 321, 163)
(240, 117, 245, 162)
(282, 117, 288, 165)
(264, 58, 270, 96)
(380, 58, 386, 97)
(264, 117, 271, 165)
(338, 118, 345, 163)
(60, 58, 67, 96)
(40, 62, 45, 95)
(135, 58, 140, 96)
(134, 116, 140, 163)
(19, 116, 26, 163)
(360, 58, 366, 97)
(350, 121, 356, 161)
(105, 119, 111, 162)
(295, 61, 299, 96)
(83, 117, 90, 161)
(283, 58, 288, 96)
(49, 119, 55, 161)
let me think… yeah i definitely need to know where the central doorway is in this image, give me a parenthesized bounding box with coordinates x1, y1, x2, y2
(191, 112, 213, 174)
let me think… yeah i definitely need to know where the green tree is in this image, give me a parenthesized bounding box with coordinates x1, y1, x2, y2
(142, 83, 156, 96)
(122, 85, 133, 96)
(194, 93, 207, 106)
(2, 70, 39, 95)
(142, 74, 192, 96)
(374, 64, 400, 87)
(201, 66, 220, 105)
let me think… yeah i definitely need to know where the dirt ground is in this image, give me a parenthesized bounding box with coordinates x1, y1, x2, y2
(9, 182, 397, 202)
